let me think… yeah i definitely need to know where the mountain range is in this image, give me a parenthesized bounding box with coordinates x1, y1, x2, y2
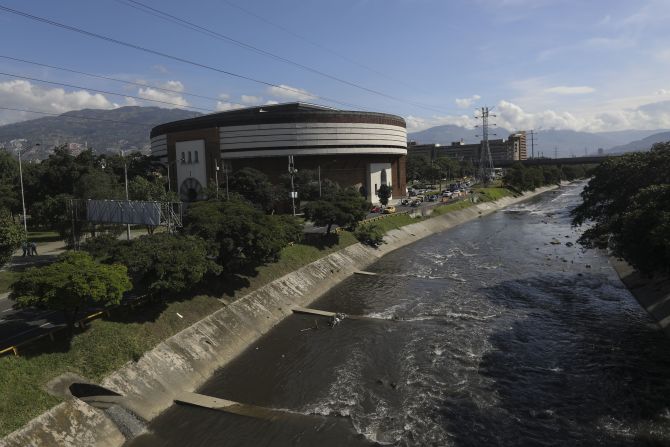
(0, 106, 200, 159)
(0, 106, 668, 160)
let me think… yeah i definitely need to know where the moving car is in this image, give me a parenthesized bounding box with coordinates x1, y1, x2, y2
(383, 205, 397, 214)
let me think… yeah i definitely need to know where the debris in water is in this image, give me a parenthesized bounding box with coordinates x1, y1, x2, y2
(329, 313, 347, 327)
(565, 242, 574, 247)
(550, 239, 561, 245)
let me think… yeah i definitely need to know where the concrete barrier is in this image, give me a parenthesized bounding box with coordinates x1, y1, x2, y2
(1, 185, 559, 447)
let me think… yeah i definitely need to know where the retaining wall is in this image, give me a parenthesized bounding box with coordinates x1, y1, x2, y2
(1, 185, 559, 447)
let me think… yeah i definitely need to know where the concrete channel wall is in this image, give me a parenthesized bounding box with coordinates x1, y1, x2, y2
(1, 185, 559, 447)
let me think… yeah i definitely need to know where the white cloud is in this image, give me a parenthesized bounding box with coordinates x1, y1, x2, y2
(0, 79, 117, 125)
(265, 100, 279, 105)
(655, 89, 670, 96)
(405, 114, 476, 133)
(162, 80, 184, 92)
(152, 64, 169, 74)
(544, 86, 595, 95)
(215, 101, 244, 112)
(266, 84, 315, 101)
(137, 85, 189, 108)
(240, 95, 263, 105)
(455, 94, 481, 108)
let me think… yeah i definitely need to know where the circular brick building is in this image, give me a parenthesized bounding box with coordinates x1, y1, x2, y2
(150, 102, 407, 203)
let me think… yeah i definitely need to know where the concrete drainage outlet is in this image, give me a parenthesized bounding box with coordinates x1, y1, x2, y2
(69, 383, 147, 441)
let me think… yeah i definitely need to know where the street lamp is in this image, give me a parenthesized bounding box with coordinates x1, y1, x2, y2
(120, 150, 131, 241)
(16, 141, 39, 241)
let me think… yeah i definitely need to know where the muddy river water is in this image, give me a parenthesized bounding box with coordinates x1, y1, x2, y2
(128, 182, 670, 446)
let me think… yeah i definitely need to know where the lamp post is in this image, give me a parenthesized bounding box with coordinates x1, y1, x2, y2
(120, 150, 131, 241)
(16, 141, 39, 241)
(214, 159, 220, 199)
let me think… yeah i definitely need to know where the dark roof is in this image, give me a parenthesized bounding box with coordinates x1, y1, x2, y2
(150, 102, 405, 138)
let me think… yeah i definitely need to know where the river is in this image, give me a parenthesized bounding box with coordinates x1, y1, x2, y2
(127, 182, 670, 446)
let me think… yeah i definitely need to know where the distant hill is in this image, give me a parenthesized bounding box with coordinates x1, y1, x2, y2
(0, 106, 201, 159)
(409, 125, 669, 158)
(608, 131, 670, 154)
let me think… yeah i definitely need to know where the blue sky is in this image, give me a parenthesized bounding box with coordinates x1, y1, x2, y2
(0, 0, 668, 132)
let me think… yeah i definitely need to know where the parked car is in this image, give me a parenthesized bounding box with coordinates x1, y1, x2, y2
(411, 200, 421, 207)
(383, 205, 396, 214)
(401, 198, 410, 206)
(371, 206, 382, 213)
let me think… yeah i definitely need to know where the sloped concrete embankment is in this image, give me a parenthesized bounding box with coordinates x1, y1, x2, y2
(611, 259, 670, 338)
(1, 185, 558, 447)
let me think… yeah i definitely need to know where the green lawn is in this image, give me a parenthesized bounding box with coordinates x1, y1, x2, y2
(0, 231, 359, 437)
(475, 187, 514, 202)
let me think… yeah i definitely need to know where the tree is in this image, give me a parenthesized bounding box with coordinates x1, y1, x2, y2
(0, 211, 22, 267)
(229, 167, 276, 212)
(106, 233, 221, 298)
(0, 151, 19, 215)
(354, 223, 385, 247)
(184, 199, 300, 271)
(572, 143, 670, 275)
(406, 156, 430, 182)
(303, 188, 370, 234)
(10, 252, 132, 332)
(377, 184, 392, 206)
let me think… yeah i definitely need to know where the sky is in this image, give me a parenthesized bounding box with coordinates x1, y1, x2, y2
(0, 0, 669, 133)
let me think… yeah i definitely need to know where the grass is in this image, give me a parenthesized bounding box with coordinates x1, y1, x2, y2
(25, 231, 62, 243)
(0, 187, 515, 437)
(475, 187, 514, 202)
(0, 232, 359, 437)
(0, 271, 17, 295)
(0, 295, 223, 437)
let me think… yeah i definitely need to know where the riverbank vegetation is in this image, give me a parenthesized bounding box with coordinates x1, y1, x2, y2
(572, 143, 670, 276)
(503, 163, 593, 192)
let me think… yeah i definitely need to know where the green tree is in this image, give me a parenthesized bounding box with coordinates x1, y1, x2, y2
(10, 252, 132, 332)
(572, 143, 670, 275)
(406, 156, 430, 182)
(377, 184, 392, 206)
(303, 188, 370, 234)
(0, 151, 19, 215)
(184, 198, 299, 271)
(107, 233, 221, 298)
(0, 211, 22, 267)
(229, 167, 276, 212)
(354, 223, 385, 247)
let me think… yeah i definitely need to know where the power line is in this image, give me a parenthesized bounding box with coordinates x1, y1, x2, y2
(0, 54, 246, 108)
(0, 4, 368, 111)
(0, 70, 218, 113)
(219, 0, 434, 97)
(114, 0, 447, 114)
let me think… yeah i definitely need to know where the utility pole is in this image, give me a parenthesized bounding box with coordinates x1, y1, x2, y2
(214, 159, 220, 199)
(554, 146, 558, 159)
(475, 106, 495, 184)
(121, 150, 130, 241)
(318, 165, 322, 197)
(528, 129, 536, 159)
(222, 160, 230, 200)
(288, 155, 297, 216)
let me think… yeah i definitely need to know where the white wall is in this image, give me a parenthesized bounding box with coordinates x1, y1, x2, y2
(175, 140, 207, 200)
(367, 162, 393, 204)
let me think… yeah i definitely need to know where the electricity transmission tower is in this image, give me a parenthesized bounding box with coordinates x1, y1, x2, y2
(528, 129, 536, 159)
(475, 106, 495, 184)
